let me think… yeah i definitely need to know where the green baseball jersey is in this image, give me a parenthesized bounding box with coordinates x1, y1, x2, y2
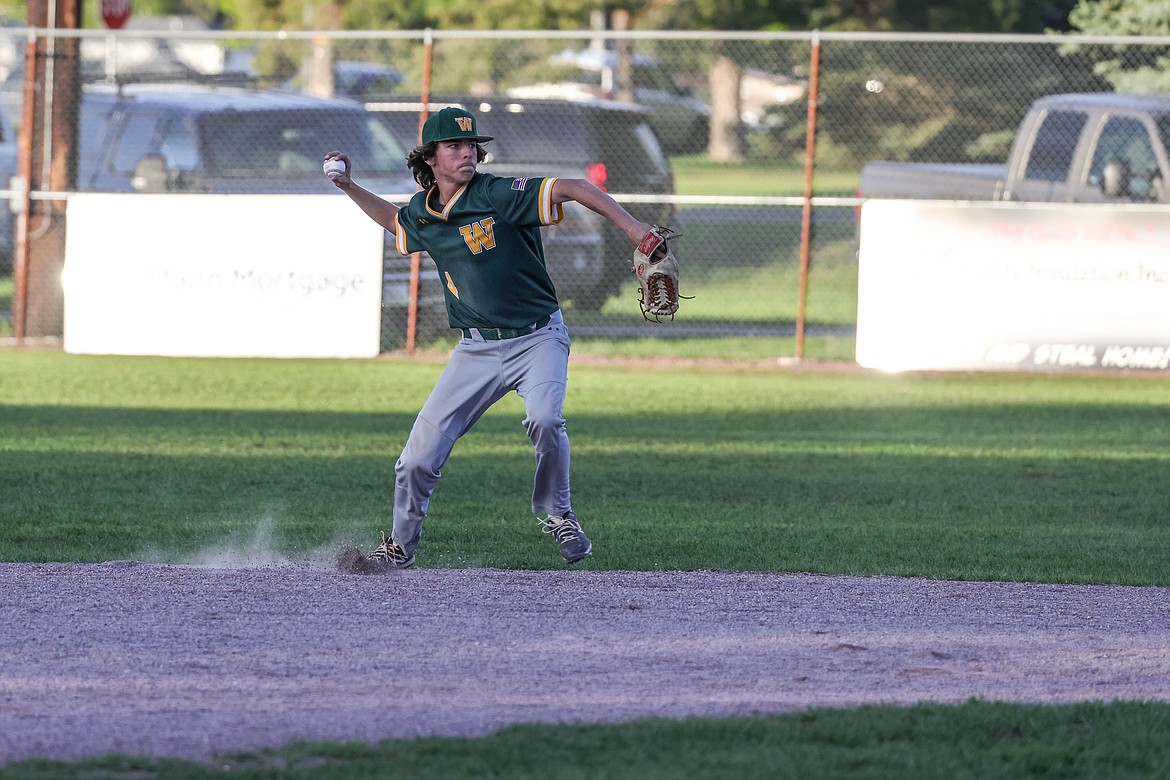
(393, 172, 563, 330)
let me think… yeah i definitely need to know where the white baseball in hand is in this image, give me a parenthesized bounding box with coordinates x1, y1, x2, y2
(323, 159, 347, 178)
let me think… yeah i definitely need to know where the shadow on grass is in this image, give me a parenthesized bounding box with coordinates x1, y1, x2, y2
(2, 403, 1167, 583)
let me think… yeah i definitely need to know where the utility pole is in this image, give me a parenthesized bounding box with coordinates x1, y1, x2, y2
(304, 1, 338, 98)
(611, 8, 634, 104)
(15, 0, 82, 339)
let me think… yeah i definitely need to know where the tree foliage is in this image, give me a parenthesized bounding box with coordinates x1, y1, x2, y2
(891, 0, 1078, 33)
(69, 0, 1081, 37)
(1066, 0, 1170, 91)
(1069, 0, 1170, 34)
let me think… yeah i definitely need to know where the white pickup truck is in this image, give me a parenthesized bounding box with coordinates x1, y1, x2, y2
(858, 93, 1170, 204)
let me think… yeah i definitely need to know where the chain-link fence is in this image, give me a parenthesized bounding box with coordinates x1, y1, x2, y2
(3, 27, 1169, 357)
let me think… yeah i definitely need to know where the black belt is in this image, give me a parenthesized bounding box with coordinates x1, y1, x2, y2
(461, 314, 552, 341)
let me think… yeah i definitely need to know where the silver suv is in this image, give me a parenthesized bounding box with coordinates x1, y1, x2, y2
(77, 83, 414, 195)
(507, 48, 710, 155)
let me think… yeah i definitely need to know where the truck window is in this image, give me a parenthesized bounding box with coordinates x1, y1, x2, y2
(1088, 116, 1158, 198)
(1023, 110, 1087, 182)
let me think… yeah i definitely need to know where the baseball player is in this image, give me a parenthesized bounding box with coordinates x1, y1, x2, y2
(325, 106, 653, 568)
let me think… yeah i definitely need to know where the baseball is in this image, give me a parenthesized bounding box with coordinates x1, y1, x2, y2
(323, 159, 347, 178)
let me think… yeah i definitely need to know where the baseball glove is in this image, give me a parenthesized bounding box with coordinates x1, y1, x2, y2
(631, 225, 682, 321)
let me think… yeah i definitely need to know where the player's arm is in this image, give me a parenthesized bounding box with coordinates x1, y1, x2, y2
(324, 151, 400, 232)
(551, 178, 650, 248)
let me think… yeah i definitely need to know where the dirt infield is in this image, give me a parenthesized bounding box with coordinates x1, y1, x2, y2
(2, 562, 1168, 766)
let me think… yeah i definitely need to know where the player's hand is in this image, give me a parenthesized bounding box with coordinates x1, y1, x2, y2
(323, 151, 353, 189)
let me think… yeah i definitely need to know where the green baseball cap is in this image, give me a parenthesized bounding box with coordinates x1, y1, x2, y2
(421, 107, 493, 144)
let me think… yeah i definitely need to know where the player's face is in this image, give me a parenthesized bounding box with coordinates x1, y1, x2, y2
(426, 139, 478, 188)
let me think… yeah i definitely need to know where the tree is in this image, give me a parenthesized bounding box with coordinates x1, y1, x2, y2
(650, 0, 826, 161)
(891, 0, 1077, 33)
(1066, 0, 1170, 91)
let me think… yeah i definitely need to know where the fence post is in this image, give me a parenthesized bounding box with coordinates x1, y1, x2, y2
(794, 30, 821, 361)
(405, 28, 435, 355)
(12, 27, 38, 344)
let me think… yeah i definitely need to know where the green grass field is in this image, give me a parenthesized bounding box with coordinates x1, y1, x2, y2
(5, 701, 1168, 779)
(4, 351, 1168, 584)
(671, 156, 860, 197)
(2, 351, 1169, 778)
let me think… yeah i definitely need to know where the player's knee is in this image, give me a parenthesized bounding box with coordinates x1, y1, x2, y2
(524, 410, 566, 442)
(395, 450, 441, 487)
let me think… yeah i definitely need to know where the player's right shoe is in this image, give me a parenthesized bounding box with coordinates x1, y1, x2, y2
(540, 511, 592, 564)
(367, 530, 415, 569)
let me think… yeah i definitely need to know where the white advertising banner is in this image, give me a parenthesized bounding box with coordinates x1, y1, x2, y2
(857, 200, 1170, 372)
(63, 194, 385, 358)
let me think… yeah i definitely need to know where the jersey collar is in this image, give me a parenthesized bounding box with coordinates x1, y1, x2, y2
(424, 178, 471, 220)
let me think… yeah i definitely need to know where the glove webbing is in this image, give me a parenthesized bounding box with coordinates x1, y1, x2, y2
(641, 273, 678, 321)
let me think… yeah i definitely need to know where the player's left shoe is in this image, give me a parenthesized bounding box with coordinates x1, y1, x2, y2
(367, 530, 415, 569)
(540, 511, 592, 564)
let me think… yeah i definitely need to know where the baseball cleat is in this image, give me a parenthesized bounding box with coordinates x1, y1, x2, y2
(540, 511, 592, 564)
(367, 530, 415, 570)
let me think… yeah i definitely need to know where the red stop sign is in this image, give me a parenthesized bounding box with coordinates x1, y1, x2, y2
(100, 0, 132, 29)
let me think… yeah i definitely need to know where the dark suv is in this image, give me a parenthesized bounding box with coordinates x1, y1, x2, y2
(370, 95, 676, 311)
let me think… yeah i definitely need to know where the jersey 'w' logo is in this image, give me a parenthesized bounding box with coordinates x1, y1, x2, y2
(459, 218, 497, 254)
